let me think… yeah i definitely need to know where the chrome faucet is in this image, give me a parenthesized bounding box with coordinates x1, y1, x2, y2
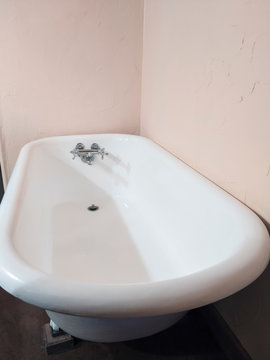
(71, 143, 108, 165)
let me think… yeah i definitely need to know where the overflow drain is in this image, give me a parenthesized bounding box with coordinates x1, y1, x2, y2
(88, 204, 99, 211)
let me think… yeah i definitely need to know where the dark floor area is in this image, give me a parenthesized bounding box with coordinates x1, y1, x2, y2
(0, 287, 228, 360)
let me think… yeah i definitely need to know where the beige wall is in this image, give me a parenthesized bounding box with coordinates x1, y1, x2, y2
(141, 0, 270, 226)
(0, 0, 143, 185)
(141, 1, 270, 359)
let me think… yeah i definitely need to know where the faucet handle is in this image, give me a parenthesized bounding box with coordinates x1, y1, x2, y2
(99, 148, 106, 160)
(71, 143, 85, 159)
(75, 143, 85, 150)
(91, 143, 100, 150)
(90, 143, 108, 159)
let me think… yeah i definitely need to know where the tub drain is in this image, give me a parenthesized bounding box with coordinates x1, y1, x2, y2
(88, 204, 99, 211)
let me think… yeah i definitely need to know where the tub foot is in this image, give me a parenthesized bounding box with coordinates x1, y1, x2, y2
(42, 322, 75, 355)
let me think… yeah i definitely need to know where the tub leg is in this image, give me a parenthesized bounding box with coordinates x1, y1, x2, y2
(42, 322, 75, 355)
(50, 320, 59, 333)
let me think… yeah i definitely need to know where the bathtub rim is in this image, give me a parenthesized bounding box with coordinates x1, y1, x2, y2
(0, 133, 269, 317)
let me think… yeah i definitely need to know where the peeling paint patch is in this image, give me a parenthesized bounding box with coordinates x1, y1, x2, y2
(266, 165, 270, 176)
(240, 35, 245, 50)
(250, 41, 256, 63)
(249, 81, 258, 96)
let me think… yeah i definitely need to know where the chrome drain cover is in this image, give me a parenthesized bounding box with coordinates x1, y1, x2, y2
(88, 204, 99, 211)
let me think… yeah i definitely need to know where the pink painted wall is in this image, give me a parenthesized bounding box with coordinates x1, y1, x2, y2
(0, 0, 143, 185)
(141, 0, 270, 227)
(141, 1, 270, 358)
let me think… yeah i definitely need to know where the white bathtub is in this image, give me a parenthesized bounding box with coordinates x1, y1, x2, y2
(0, 134, 269, 341)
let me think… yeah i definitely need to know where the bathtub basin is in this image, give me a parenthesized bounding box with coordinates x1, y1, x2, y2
(0, 134, 269, 341)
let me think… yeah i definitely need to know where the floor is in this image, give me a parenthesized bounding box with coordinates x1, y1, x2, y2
(0, 172, 227, 360)
(0, 288, 228, 360)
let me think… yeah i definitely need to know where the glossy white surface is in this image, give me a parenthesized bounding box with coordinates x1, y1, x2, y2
(0, 134, 269, 319)
(46, 310, 186, 342)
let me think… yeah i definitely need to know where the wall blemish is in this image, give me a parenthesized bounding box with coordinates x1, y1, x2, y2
(249, 81, 258, 96)
(240, 35, 245, 50)
(250, 40, 256, 63)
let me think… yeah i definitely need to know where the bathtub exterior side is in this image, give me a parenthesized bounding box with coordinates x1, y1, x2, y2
(0, 134, 269, 318)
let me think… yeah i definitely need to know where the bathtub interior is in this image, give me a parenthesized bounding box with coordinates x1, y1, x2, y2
(11, 135, 256, 284)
